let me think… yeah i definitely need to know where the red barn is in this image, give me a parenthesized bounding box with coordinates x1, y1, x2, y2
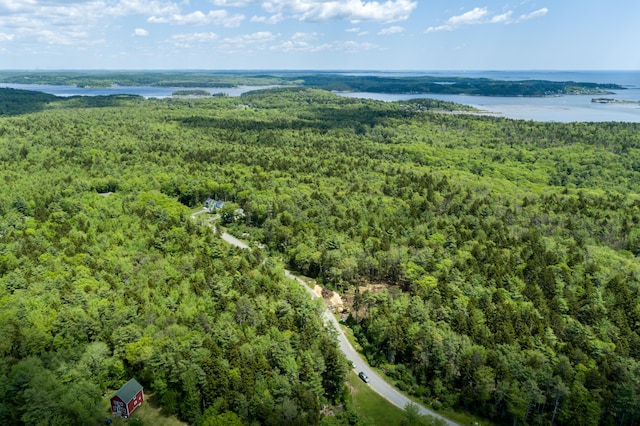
(110, 378, 144, 418)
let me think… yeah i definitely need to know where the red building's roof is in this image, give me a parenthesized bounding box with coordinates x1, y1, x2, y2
(112, 378, 143, 403)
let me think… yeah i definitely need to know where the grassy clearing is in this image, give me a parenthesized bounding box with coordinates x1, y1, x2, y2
(100, 393, 186, 426)
(347, 370, 405, 426)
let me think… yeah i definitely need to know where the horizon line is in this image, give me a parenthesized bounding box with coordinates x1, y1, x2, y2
(0, 69, 639, 73)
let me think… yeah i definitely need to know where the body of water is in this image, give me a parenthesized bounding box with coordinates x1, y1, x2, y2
(339, 90, 640, 123)
(337, 71, 640, 123)
(0, 83, 274, 98)
(2, 71, 639, 122)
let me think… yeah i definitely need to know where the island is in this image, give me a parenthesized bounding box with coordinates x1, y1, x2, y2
(592, 97, 640, 104)
(172, 89, 212, 97)
(0, 70, 626, 97)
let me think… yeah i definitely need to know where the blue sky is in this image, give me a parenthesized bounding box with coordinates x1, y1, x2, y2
(0, 0, 638, 70)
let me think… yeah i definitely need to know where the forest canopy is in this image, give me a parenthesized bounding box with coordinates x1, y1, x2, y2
(1, 87, 640, 425)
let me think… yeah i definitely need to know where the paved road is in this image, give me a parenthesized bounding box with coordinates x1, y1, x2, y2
(191, 209, 208, 217)
(284, 270, 457, 425)
(220, 232, 250, 249)
(190, 211, 456, 424)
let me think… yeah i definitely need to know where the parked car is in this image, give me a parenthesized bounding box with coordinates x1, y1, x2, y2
(358, 371, 370, 383)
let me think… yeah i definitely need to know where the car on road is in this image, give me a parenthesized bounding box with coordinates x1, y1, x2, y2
(358, 371, 370, 383)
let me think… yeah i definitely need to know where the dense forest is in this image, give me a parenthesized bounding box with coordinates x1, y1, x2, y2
(290, 74, 622, 96)
(0, 71, 624, 96)
(0, 88, 58, 116)
(1, 86, 640, 425)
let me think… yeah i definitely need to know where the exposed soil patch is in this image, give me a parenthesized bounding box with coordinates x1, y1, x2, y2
(318, 285, 343, 307)
(341, 282, 391, 319)
(310, 278, 389, 315)
(358, 283, 390, 294)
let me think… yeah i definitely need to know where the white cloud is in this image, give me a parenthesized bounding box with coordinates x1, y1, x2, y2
(377, 25, 403, 35)
(427, 6, 548, 32)
(36, 29, 92, 46)
(109, 0, 181, 17)
(325, 40, 378, 52)
(0, 0, 418, 47)
(169, 31, 218, 47)
(0, 0, 35, 12)
(345, 26, 368, 36)
(133, 28, 149, 36)
(0, 1, 109, 29)
(519, 8, 548, 21)
(226, 31, 278, 43)
(491, 11, 513, 24)
(0, 0, 177, 48)
(250, 13, 284, 24)
(273, 40, 313, 52)
(213, 1, 419, 22)
(448, 7, 488, 25)
(219, 31, 279, 51)
(0, 32, 14, 41)
(272, 38, 379, 53)
(426, 24, 448, 32)
(211, 0, 258, 6)
(291, 32, 319, 41)
(148, 10, 245, 27)
(263, 0, 417, 23)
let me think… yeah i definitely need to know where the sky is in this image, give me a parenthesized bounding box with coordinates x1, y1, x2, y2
(0, 0, 638, 70)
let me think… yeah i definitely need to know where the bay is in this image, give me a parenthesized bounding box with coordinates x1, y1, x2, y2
(338, 91, 640, 123)
(336, 71, 640, 123)
(2, 71, 639, 122)
(0, 83, 277, 98)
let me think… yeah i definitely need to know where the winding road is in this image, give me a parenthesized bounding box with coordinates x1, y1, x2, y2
(191, 210, 456, 424)
(284, 269, 457, 425)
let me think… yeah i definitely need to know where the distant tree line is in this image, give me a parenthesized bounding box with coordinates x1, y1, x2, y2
(0, 71, 624, 96)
